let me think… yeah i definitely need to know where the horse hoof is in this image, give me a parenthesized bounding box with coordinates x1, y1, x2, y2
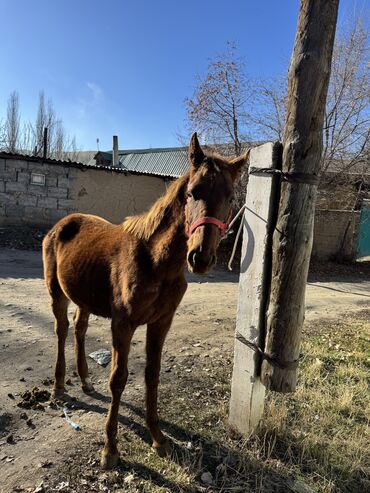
(100, 451, 120, 470)
(53, 387, 66, 398)
(152, 439, 173, 458)
(82, 380, 95, 394)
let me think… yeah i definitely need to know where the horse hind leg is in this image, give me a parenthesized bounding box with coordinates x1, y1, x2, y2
(51, 290, 70, 397)
(43, 229, 70, 397)
(73, 307, 94, 393)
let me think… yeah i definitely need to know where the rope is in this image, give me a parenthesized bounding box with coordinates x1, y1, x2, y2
(249, 167, 319, 186)
(226, 165, 318, 271)
(227, 204, 246, 231)
(222, 205, 246, 271)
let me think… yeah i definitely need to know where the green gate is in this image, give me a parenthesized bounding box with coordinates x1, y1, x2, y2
(357, 201, 370, 259)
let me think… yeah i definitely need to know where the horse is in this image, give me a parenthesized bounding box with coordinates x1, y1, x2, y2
(42, 133, 249, 469)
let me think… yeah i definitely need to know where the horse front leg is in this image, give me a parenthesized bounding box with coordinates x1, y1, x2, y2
(101, 316, 134, 470)
(73, 307, 94, 393)
(145, 313, 174, 456)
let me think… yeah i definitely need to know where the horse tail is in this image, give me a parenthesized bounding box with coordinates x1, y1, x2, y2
(42, 226, 61, 299)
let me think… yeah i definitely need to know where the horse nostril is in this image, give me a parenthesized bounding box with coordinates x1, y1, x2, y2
(188, 249, 216, 272)
(188, 250, 197, 268)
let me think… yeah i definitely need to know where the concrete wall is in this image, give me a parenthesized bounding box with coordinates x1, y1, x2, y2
(73, 168, 166, 224)
(312, 209, 360, 261)
(0, 156, 167, 228)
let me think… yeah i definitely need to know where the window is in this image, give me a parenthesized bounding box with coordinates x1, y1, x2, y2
(30, 173, 46, 186)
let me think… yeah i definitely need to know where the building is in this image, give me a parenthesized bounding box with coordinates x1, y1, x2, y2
(92, 146, 189, 178)
(0, 143, 369, 261)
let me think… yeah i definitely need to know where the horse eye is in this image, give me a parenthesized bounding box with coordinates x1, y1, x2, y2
(187, 186, 202, 200)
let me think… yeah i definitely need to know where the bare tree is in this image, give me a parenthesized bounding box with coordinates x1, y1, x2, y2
(31, 92, 82, 160)
(251, 17, 369, 179)
(0, 119, 6, 149)
(53, 120, 65, 160)
(66, 135, 80, 162)
(5, 91, 20, 152)
(19, 121, 34, 153)
(322, 18, 370, 176)
(0, 90, 80, 159)
(33, 91, 58, 157)
(185, 42, 252, 156)
(185, 18, 368, 212)
(251, 76, 287, 141)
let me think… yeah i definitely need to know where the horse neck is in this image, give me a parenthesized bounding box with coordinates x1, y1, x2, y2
(149, 196, 188, 276)
(123, 173, 190, 277)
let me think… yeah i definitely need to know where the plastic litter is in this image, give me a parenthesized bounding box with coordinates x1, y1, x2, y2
(63, 407, 80, 431)
(89, 348, 111, 367)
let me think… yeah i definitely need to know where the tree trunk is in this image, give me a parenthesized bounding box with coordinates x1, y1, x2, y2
(260, 0, 340, 392)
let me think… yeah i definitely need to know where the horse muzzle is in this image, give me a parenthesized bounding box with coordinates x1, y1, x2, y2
(187, 247, 216, 274)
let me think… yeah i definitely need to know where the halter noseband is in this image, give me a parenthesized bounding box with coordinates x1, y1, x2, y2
(186, 209, 232, 238)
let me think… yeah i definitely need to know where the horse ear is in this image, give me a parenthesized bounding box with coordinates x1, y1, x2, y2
(229, 148, 251, 181)
(189, 132, 204, 169)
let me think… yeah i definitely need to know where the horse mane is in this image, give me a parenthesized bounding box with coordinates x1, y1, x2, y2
(122, 172, 190, 241)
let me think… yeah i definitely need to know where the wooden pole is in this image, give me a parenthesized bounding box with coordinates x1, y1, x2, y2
(43, 127, 48, 159)
(260, 0, 339, 392)
(229, 142, 281, 434)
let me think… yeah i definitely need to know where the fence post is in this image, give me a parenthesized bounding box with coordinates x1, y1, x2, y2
(229, 142, 281, 434)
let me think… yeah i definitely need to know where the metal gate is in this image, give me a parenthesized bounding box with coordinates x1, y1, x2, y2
(357, 201, 370, 259)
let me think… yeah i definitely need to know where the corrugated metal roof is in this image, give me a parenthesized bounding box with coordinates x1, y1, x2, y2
(118, 147, 189, 178)
(0, 151, 175, 179)
(112, 143, 254, 178)
(0, 151, 85, 167)
(89, 143, 257, 178)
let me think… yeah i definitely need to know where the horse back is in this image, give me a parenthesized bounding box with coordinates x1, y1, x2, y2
(43, 213, 126, 318)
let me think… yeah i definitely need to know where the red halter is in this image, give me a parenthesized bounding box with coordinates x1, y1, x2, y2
(186, 209, 233, 238)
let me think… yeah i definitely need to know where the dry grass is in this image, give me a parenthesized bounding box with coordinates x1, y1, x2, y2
(54, 310, 369, 493)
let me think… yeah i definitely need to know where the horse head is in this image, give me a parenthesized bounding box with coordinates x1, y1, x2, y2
(185, 133, 249, 274)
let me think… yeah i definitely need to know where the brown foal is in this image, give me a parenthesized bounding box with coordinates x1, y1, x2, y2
(42, 133, 249, 469)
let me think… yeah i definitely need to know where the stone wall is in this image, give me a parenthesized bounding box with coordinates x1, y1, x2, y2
(0, 156, 77, 227)
(312, 209, 360, 261)
(0, 155, 167, 228)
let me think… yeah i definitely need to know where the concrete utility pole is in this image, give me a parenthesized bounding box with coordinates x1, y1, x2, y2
(229, 143, 281, 433)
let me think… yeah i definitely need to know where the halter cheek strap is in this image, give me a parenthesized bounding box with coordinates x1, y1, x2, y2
(186, 209, 232, 238)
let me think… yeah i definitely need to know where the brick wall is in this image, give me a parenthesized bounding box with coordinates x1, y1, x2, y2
(0, 157, 77, 227)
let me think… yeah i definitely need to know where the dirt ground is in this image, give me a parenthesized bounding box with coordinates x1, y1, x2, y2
(0, 248, 369, 493)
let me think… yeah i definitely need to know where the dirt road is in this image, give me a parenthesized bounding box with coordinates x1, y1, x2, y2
(0, 248, 369, 492)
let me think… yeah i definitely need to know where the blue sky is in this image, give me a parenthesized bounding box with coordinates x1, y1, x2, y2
(0, 0, 367, 151)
